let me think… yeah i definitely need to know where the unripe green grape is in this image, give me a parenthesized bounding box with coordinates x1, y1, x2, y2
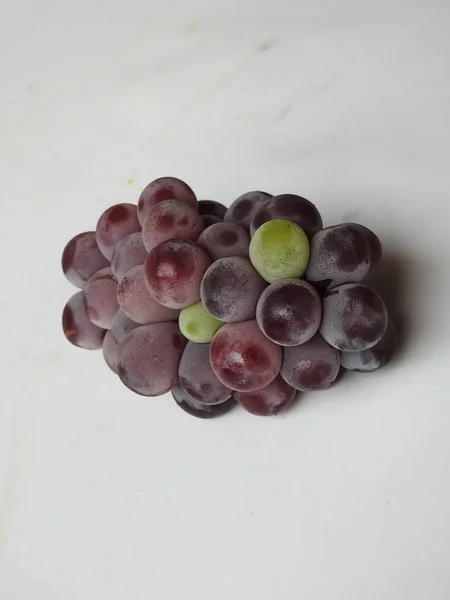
(179, 301, 224, 343)
(249, 219, 310, 283)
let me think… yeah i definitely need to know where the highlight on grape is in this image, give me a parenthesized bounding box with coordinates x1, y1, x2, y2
(62, 176, 396, 418)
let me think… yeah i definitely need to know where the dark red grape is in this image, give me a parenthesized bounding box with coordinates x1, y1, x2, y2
(142, 199, 204, 252)
(83, 267, 119, 329)
(210, 320, 282, 392)
(197, 222, 250, 261)
(305, 223, 371, 292)
(178, 342, 231, 405)
(96, 203, 141, 260)
(281, 333, 340, 391)
(117, 323, 187, 396)
(61, 231, 110, 288)
(256, 279, 322, 346)
(320, 283, 388, 352)
(144, 239, 211, 309)
(235, 375, 296, 416)
(345, 223, 382, 275)
(111, 233, 147, 280)
(224, 191, 272, 230)
(340, 320, 396, 372)
(197, 200, 227, 220)
(62, 291, 106, 350)
(103, 330, 119, 374)
(201, 257, 266, 323)
(250, 194, 323, 239)
(110, 309, 140, 343)
(117, 265, 179, 325)
(202, 215, 222, 228)
(137, 176, 197, 226)
(172, 387, 236, 419)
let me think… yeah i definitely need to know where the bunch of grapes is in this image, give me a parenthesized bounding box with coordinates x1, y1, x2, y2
(61, 177, 396, 418)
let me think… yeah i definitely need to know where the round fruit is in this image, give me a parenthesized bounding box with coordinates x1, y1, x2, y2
(179, 301, 224, 343)
(281, 333, 340, 391)
(210, 320, 282, 392)
(320, 283, 388, 352)
(249, 219, 310, 283)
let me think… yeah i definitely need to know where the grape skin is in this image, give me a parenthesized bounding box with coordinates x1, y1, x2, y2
(201, 257, 266, 323)
(224, 191, 272, 230)
(111, 233, 147, 280)
(172, 387, 236, 419)
(340, 320, 396, 372)
(256, 279, 322, 346)
(345, 223, 382, 275)
(96, 203, 141, 260)
(202, 215, 222, 228)
(320, 283, 388, 352)
(197, 222, 250, 261)
(117, 265, 180, 325)
(62, 231, 110, 288)
(235, 375, 296, 416)
(117, 323, 187, 396)
(305, 224, 371, 292)
(197, 200, 227, 220)
(179, 342, 231, 405)
(142, 199, 204, 252)
(210, 320, 282, 392)
(250, 194, 323, 239)
(144, 239, 212, 309)
(249, 219, 310, 283)
(281, 333, 340, 391)
(137, 176, 197, 226)
(110, 310, 140, 343)
(83, 267, 119, 329)
(62, 291, 106, 350)
(103, 330, 119, 374)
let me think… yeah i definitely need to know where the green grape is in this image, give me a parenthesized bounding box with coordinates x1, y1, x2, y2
(179, 301, 224, 343)
(249, 219, 310, 283)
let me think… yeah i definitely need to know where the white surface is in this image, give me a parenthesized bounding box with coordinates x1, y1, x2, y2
(1, 0, 450, 598)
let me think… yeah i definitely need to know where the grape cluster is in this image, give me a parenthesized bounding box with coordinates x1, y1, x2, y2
(61, 176, 396, 419)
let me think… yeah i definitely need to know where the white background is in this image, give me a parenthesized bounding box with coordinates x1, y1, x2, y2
(1, 0, 449, 598)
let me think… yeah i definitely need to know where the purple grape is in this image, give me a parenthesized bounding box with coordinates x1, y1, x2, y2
(137, 176, 197, 226)
(96, 203, 141, 260)
(142, 199, 204, 252)
(178, 342, 231, 405)
(201, 257, 266, 323)
(83, 267, 119, 329)
(256, 279, 322, 346)
(117, 323, 187, 396)
(61, 231, 110, 288)
(224, 191, 272, 230)
(281, 333, 340, 391)
(305, 224, 371, 292)
(235, 375, 296, 416)
(117, 265, 180, 325)
(172, 387, 236, 419)
(210, 320, 282, 392)
(320, 283, 388, 352)
(340, 320, 396, 372)
(197, 222, 250, 261)
(345, 223, 382, 275)
(197, 200, 227, 220)
(103, 330, 119, 374)
(62, 291, 106, 350)
(144, 239, 211, 309)
(202, 215, 222, 228)
(111, 233, 147, 280)
(111, 310, 140, 343)
(250, 194, 323, 239)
